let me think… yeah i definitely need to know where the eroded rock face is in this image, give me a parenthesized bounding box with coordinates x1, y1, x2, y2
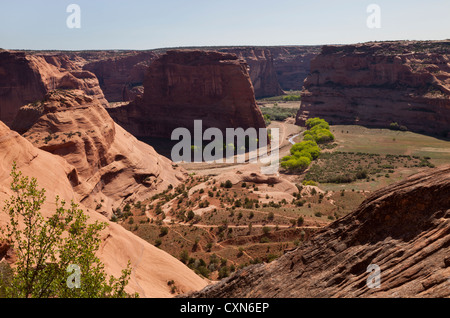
(268, 46, 322, 91)
(79, 47, 321, 102)
(83, 51, 158, 102)
(189, 165, 450, 298)
(296, 41, 450, 137)
(12, 90, 186, 215)
(0, 51, 108, 127)
(218, 48, 284, 98)
(0, 120, 207, 297)
(107, 50, 266, 138)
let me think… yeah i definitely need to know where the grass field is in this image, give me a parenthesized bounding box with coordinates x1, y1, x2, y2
(331, 125, 450, 165)
(291, 125, 450, 192)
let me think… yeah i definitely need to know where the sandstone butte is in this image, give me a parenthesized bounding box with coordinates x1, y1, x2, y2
(188, 165, 450, 298)
(83, 51, 159, 102)
(0, 120, 208, 297)
(107, 50, 267, 139)
(0, 50, 108, 128)
(296, 41, 450, 138)
(80, 46, 321, 101)
(217, 48, 284, 98)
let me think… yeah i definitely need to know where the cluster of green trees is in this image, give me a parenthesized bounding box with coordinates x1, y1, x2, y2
(389, 122, 408, 132)
(303, 118, 335, 144)
(281, 118, 334, 172)
(281, 141, 321, 172)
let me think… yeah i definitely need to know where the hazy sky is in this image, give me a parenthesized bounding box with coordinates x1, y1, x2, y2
(1, 0, 449, 50)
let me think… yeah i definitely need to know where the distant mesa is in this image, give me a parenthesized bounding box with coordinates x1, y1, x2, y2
(0, 119, 207, 297)
(107, 50, 267, 139)
(296, 41, 450, 138)
(217, 47, 284, 98)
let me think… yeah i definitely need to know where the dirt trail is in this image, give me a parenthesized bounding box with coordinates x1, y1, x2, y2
(180, 121, 301, 175)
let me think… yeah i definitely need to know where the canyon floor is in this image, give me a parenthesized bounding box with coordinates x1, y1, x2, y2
(112, 101, 450, 294)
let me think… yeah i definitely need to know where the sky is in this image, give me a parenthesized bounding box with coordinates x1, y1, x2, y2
(1, 0, 449, 50)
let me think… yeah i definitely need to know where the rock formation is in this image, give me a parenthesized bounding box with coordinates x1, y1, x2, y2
(189, 165, 450, 298)
(107, 50, 266, 138)
(218, 48, 284, 98)
(77, 47, 321, 102)
(11, 89, 186, 215)
(296, 41, 450, 137)
(0, 120, 207, 297)
(83, 51, 158, 102)
(0, 51, 108, 127)
(268, 46, 322, 91)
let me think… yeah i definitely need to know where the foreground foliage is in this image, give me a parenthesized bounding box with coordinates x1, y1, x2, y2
(0, 164, 137, 298)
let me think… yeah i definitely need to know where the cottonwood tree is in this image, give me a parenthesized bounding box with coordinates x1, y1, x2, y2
(0, 163, 137, 298)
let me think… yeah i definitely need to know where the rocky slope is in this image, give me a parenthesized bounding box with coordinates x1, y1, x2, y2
(189, 165, 450, 298)
(107, 50, 266, 138)
(296, 41, 450, 137)
(0, 120, 207, 297)
(11, 89, 185, 215)
(0, 51, 108, 127)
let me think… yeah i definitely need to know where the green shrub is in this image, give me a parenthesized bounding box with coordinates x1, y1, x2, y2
(283, 95, 301, 102)
(290, 140, 321, 159)
(306, 118, 330, 130)
(281, 156, 311, 172)
(224, 180, 233, 189)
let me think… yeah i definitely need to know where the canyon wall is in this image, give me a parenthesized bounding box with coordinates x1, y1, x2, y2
(296, 41, 450, 137)
(218, 48, 284, 98)
(0, 51, 108, 127)
(268, 46, 322, 91)
(189, 164, 450, 298)
(83, 51, 158, 102)
(76, 46, 320, 102)
(107, 50, 266, 138)
(12, 89, 186, 215)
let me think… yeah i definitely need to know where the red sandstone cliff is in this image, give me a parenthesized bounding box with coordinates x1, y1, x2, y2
(12, 89, 186, 215)
(83, 51, 158, 102)
(0, 51, 108, 127)
(78, 47, 320, 102)
(268, 46, 322, 91)
(296, 41, 450, 137)
(0, 120, 207, 297)
(189, 165, 450, 298)
(107, 50, 266, 138)
(218, 48, 284, 98)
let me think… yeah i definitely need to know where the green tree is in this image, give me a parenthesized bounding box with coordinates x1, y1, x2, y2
(1, 164, 136, 298)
